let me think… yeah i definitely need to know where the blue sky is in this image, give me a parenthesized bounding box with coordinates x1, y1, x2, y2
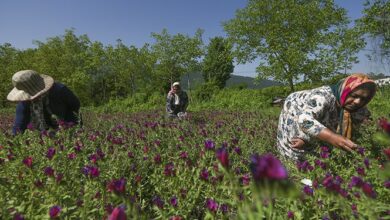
(0, 0, 386, 76)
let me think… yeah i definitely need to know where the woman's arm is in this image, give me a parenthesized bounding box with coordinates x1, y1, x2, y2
(316, 128, 357, 152)
(166, 93, 174, 113)
(13, 102, 30, 135)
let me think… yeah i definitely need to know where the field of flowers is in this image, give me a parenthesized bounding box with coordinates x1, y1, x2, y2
(0, 103, 389, 219)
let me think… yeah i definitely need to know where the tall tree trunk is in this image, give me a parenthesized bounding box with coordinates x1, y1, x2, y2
(288, 76, 295, 92)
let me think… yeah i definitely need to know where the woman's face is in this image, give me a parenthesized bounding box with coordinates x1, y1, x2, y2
(344, 86, 375, 112)
(172, 85, 180, 93)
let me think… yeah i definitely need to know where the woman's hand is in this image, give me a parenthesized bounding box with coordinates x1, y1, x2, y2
(317, 128, 357, 152)
(290, 138, 305, 149)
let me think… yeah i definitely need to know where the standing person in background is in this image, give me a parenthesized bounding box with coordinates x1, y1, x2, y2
(166, 82, 189, 119)
(276, 73, 381, 161)
(7, 70, 81, 135)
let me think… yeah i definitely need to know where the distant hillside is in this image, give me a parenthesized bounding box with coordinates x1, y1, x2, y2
(180, 72, 282, 90)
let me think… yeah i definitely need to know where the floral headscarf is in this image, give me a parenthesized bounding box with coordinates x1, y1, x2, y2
(331, 73, 376, 139)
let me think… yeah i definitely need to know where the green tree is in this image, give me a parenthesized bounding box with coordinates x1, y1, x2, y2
(358, 0, 390, 68)
(0, 43, 19, 107)
(33, 29, 93, 105)
(202, 37, 234, 89)
(150, 28, 204, 93)
(224, 0, 364, 92)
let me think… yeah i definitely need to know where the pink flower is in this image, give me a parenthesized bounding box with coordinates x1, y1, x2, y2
(49, 206, 61, 218)
(109, 206, 127, 220)
(384, 148, 390, 160)
(206, 198, 218, 212)
(216, 147, 229, 168)
(379, 118, 390, 135)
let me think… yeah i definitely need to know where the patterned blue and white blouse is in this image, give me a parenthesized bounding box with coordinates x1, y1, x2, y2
(276, 86, 338, 160)
(276, 78, 389, 161)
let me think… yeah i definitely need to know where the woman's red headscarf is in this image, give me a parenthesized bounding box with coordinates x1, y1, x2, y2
(331, 73, 376, 139)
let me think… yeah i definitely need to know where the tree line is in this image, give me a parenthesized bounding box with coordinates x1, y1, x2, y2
(0, 0, 388, 107)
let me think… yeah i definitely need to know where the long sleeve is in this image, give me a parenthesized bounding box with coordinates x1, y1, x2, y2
(166, 93, 175, 113)
(13, 102, 30, 135)
(60, 85, 80, 113)
(297, 93, 328, 139)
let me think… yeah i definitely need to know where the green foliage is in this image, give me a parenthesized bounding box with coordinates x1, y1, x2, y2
(358, 0, 390, 64)
(191, 81, 221, 102)
(99, 92, 165, 113)
(202, 37, 234, 89)
(151, 29, 205, 93)
(224, 0, 365, 92)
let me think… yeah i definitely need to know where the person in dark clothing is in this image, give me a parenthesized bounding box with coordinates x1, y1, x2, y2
(166, 82, 188, 118)
(7, 70, 81, 135)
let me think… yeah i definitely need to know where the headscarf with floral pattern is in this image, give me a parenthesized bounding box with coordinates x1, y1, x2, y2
(331, 73, 376, 139)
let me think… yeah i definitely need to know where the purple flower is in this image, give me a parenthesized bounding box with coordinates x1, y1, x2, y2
(180, 188, 187, 198)
(109, 206, 127, 220)
(204, 139, 215, 150)
(234, 147, 242, 155)
(320, 146, 330, 158)
(89, 154, 99, 163)
(357, 147, 365, 156)
(220, 204, 229, 214)
(356, 167, 365, 176)
(154, 154, 162, 164)
(206, 198, 218, 212)
(82, 166, 100, 178)
(95, 148, 104, 158)
(349, 176, 363, 188)
(303, 185, 313, 196)
(364, 158, 370, 169)
(107, 178, 126, 194)
(67, 153, 76, 160)
(179, 151, 188, 159)
(46, 147, 56, 160)
(56, 173, 64, 183)
(339, 188, 349, 198)
(23, 156, 33, 168)
(164, 163, 175, 176)
(384, 180, 390, 189)
(170, 196, 178, 207)
(44, 166, 55, 177)
(322, 175, 333, 188)
(362, 182, 377, 198)
(250, 153, 288, 181)
(49, 205, 61, 218)
(297, 160, 313, 173)
(13, 213, 25, 220)
(287, 211, 294, 219)
(351, 203, 357, 212)
(152, 196, 164, 209)
(216, 147, 229, 168)
(240, 174, 250, 186)
(34, 180, 44, 188)
(200, 168, 209, 181)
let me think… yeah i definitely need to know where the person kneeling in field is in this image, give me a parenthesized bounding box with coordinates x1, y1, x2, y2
(166, 82, 188, 119)
(276, 73, 384, 161)
(7, 70, 81, 135)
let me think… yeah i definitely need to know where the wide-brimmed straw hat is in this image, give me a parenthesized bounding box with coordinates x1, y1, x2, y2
(7, 70, 54, 101)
